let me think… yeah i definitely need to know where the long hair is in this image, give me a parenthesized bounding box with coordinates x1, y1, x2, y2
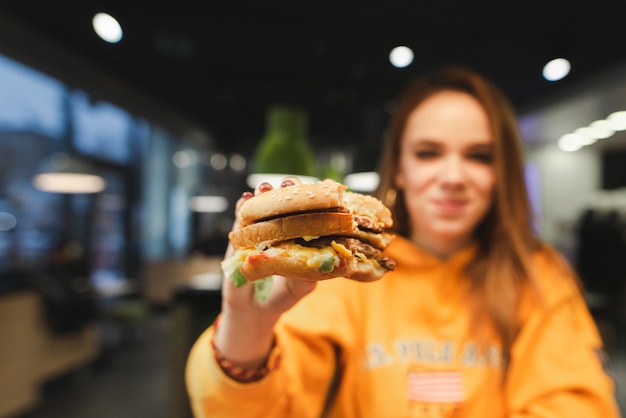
(374, 67, 541, 368)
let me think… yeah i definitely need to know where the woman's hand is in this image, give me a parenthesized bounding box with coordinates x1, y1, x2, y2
(214, 176, 317, 371)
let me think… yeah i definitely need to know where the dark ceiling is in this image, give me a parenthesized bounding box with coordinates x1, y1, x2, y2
(1, 0, 626, 172)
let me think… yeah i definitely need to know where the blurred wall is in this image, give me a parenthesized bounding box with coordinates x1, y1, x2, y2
(526, 144, 601, 245)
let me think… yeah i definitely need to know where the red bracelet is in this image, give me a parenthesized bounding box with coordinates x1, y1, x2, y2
(210, 316, 280, 382)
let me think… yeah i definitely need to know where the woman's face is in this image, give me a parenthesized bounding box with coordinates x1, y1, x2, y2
(395, 90, 495, 256)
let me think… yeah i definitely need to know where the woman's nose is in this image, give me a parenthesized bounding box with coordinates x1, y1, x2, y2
(440, 155, 464, 186)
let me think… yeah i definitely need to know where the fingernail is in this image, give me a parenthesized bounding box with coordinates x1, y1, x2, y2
(259, 182, 273, 193)
(241, 191, 253, 199)
(281, 179, 295, 187)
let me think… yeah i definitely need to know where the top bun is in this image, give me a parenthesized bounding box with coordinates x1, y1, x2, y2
(229, 212, 357, 249)
(238, 181, 393, 230)
(343, 191, 393, 229)
(238, 182, 348, 226)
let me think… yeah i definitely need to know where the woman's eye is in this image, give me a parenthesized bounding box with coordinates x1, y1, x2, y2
(414, 150, 439, 159)
(467, 152, 493, 163)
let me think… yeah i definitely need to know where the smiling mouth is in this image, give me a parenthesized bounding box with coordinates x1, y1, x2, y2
(434, 199, 467, 213)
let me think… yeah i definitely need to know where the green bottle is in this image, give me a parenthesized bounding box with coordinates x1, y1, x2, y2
(251, 105, 317, 177)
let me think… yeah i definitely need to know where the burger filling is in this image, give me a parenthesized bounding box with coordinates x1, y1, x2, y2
(296, 237, 396, 272)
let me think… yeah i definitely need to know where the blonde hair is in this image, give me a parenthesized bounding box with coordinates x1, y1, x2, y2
(374, 67, 541, 368)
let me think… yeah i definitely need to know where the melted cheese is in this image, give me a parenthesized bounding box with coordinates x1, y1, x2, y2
(331, 240, 352, 258)
(282, 243, 337, 268)
(228, 240, 377, 275)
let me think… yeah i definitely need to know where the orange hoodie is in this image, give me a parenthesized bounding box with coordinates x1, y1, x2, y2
(186, 236, 620, 418)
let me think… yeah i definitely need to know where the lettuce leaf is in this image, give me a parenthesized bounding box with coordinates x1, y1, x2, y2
(253, 276, 273, 302)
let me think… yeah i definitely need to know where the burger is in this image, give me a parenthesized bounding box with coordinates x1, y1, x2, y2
(221, 180, 396, 288)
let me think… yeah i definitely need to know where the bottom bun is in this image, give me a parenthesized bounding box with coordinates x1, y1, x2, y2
(224, 241, 390, 283)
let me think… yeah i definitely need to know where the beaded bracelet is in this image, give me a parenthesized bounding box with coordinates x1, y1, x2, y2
(210, 316, 280, 382)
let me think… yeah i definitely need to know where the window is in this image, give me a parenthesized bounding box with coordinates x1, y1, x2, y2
(0, 51, 201, 295)
(72, 91, 132, 164)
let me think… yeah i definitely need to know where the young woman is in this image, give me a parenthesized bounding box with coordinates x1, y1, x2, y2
(186, 67, 620, 417)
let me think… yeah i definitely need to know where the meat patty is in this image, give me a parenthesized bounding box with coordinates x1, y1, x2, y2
(296, 237, 396, 271)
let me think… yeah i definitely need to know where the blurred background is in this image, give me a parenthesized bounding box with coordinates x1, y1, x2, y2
(0, 1, 625, 417)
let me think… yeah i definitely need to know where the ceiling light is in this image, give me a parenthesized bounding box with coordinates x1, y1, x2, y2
(558, 110, 626, 152)
(0, 212, 17, 232)
(32, 152, 106, 194)
(173, 150, 197, 168)
(558, 134, 583, 152)
(389, 46, 414, 68)
(573, 127, 598, 146)
(607, 111, 626, 131)
(542, 58, 571, 81)
(92, 13, 123, 44)
(210, 153, 228, 170)
(588, 120, 615, 139)
(229, 154, 247, 171)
